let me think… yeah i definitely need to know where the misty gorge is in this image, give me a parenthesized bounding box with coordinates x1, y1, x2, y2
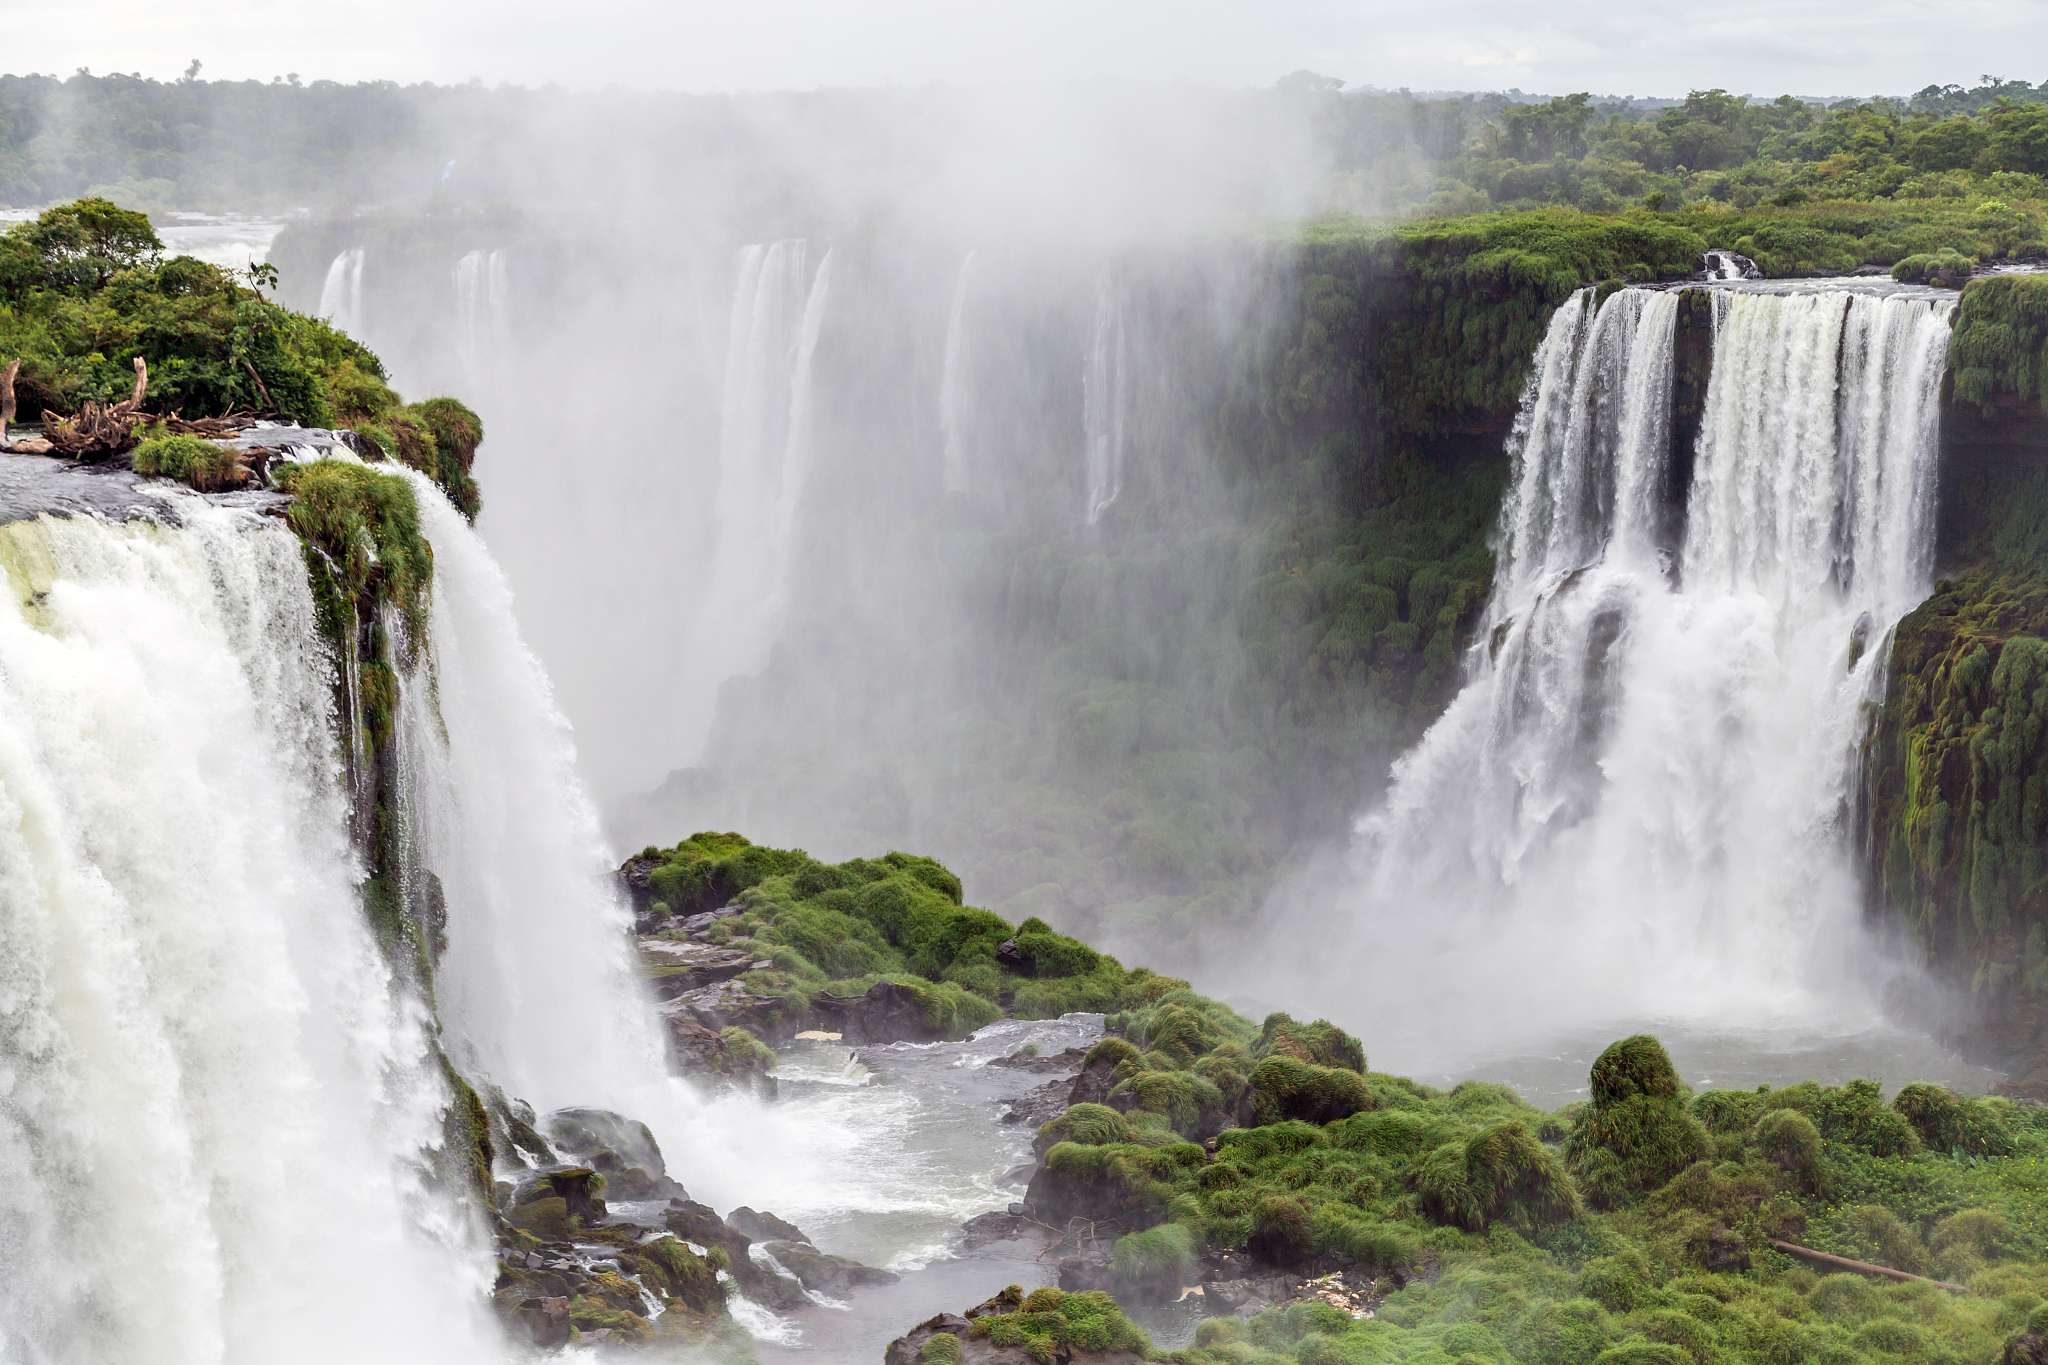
(7, 44, 2048, 1365)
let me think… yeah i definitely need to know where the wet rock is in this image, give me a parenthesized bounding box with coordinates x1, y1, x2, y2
(661, 1015, 779, 1096)
(660, 977, 788, 1037)
(640, 940, 762, 1000)
(1002, 1075, 1075, 1127)
(1065, 1055, 1118, 1108)
(1698, 1224, 1752, 1273)
(959, 1209, 1043, 1252)
(664, 1198, 807, 1309)
(1022, 1162, 1156, 1229)
(989, 1045, 1087, 1073)
(884, 1297, 1145, 1365)
(762, 1239, 900, 1295)
(543, 1108, 671, 1179)
(808, 980, 941, 1044)
(996, 938, 1033, 974)
(727, 1206, 810, 1244)
(2006, 1333, 2048, 1365)
(514, 1295, 571, 1348)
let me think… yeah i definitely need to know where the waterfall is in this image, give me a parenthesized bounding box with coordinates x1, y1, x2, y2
(452, 250, 509, 390)
(688, 241, 835, 758)
(1309, 285, 1955, 1050)
(318, 247, 365, 336)
(939, 250, 977, 493)
(1083, 269, 1126, 525)
(0, 501, 502, 1364)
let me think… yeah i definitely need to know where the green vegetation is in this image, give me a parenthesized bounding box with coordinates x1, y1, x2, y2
(633, 832, 1192, 1033)
(0, 197, 484, 516)
(970, 1286, 1151, 1361)
(275, 458, 432, 644)
(1951, 273, 2048, 415)
(129, 430, 242, 491)
(1027, 983, 2048, 1365)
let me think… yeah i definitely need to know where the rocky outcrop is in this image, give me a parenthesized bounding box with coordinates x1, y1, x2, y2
(809, 980, 943, 1044)
(761, 1239, 900, 1295)
(884, 1290, 1145, 1365)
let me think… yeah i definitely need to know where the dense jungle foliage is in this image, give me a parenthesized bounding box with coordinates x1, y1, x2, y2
(1036, 992, 2048, 1365)
(0, 197, 483, 515)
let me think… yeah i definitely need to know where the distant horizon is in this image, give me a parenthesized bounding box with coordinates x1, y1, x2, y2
(10, 0, 2044, 103)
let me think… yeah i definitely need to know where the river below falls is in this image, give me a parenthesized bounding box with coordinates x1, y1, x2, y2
(709, 1013, 1998, 1364)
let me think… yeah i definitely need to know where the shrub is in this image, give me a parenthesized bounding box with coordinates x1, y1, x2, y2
(1110, 1222, 1197, 1283)
(275, 457, 433, 639)
(131, 432, 244, 491)
(1257, 1013, 1367, 1072)
(1245, 1056, 1375, 1125)
(1567, 1036, 1710, 1207)
(1411, 1121, 1582, 1232)
(1036, 1104, 1133, 1158)
(1891, 247, 1975, 285)
(1753, 1110, 1824, 1186)
(1892, 1082, 2015, 1155)
(920, 1333, 959, 1365)
(971, 1287, 1150, 1359)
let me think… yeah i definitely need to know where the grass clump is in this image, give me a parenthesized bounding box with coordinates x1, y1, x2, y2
(970, 1286, 1152, 1361)
(273, 458, 432, 641)
(1566, 1035, 1711, 1208)
(130, 431, 244, 492)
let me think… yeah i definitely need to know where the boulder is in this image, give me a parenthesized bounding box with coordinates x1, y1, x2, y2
(543, 1108, 671, 1179)
(727, 1207, 810, 1244)
(989, 1046, 1087, 1073)
(808, 981, 940, 1044)
(640, 940, 762, 1000)
(761, 1239, 900, 1295)
(1066, 1055, 1119, 1108)
(664, 1198, 808, 1310)
(660, 978, 788, 1037)
(514, 1296, 571, 1348)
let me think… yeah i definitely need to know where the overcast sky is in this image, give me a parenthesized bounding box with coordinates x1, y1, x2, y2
(13, 0, 2048, 99)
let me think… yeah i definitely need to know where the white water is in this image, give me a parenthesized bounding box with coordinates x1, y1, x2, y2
(318, 248, 365, 337)
(453, 250, 511, 393)
(0, 501, 501, 1364)
(1284, 285, 1955, 1063)
(685, 241, 835, 759)
(939, 251, 978, 494)
(1082, 269, 1127, 525)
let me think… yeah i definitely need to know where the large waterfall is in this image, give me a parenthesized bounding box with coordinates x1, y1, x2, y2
(318, 247, 366, 337)
(1290, 285, 1955, 1059)
(0, 499, 503, 1363)
(1082, 269, 1127, 525)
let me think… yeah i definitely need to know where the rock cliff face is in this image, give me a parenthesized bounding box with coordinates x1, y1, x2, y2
(1864, 274, 2048, 1083)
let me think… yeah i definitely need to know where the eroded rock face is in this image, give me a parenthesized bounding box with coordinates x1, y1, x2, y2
(809, 981, 941, 1044)
(727, 1206, 809, 1243)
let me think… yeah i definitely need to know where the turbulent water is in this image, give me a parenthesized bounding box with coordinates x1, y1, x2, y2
(1272, 284, 1960, 1073)
(0, 498, 502, 1363)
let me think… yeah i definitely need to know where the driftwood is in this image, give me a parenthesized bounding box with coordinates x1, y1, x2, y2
(1767, 1239, 1968, 1292)
(162, 410, 265, 438)
(1, 358, 16, 447)
(46, 357, 149, 460)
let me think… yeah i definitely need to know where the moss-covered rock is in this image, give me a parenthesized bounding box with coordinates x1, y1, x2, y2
(1565, 1036, 1710, 1208)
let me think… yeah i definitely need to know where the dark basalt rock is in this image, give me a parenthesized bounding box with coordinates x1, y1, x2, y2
(2007, 1333, 2048, 1365)
(512, 1295, 570, 1348)
(761, 1239, 900, 1295)
(665, 1198, 808, 1310)
(1065, 1054, 1119, 1108)
(989, 1045, 1087, 1073)
(809, 980, 940, 1044)
(1001, 1075, 1076, 1127)
(640, 941, 763, 1000)
(659, 977, 787, 1037)
(996, 938, 1033, 975)
(727, 1206, 810, 1244)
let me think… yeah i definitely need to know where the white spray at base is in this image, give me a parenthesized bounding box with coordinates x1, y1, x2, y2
(390, 466, 872, 1221)
(0, 501, 501, 1364)
(1275, 286, 1954, 1060)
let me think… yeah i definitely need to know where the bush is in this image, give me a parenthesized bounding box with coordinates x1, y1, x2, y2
(1567, 1036, 1710, 1207)
(1411, 1120, 1581, 1232)
(1245, 1055, 1375, 1126)
(1110, 1222, 1198, 1283)
(1036, 1103, 1133, 1158)
(130, 432, 244, 491)
(1891, 247, 1975, 285)
(1892, 1082, 2015, 1155)
(1753, 1110, 1824, 1186)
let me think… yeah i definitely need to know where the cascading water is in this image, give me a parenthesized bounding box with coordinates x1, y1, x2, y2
(0, 499, 503, 1364)
(452, 250, 510, 392)
(939, 250, 978, 494)
(318, 247, 365, 336)
(1082, 270, 1126, 525)
(1284, 285, 1956, 1070)
(687, 241, 835, 757)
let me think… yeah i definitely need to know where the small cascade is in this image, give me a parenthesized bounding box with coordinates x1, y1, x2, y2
(1698, 249, 1762, 281)
(1316, 285, 1955, 1046)
(319, 247, 365, 335)
(939, 250, 978, 493)
(0, 501, 502, 1364)
(452, 249, 510, 390)
(688, 241, 835, 755)
(1082, 269, 1127, 525)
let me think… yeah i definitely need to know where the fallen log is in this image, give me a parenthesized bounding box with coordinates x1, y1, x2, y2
(1766, 1239, 1967, 1292)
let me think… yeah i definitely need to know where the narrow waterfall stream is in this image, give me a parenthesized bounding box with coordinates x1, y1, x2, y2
(1266, 282, 1992, 1094)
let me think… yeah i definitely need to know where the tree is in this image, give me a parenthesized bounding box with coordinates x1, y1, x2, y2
(11, 197, 162, 294)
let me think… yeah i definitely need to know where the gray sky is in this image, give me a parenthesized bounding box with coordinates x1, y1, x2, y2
(13, 0, 2048, 98)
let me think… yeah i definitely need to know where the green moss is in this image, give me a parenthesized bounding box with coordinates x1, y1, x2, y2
(920, 1332, 960, 1365)
(1411, 1120, 1581, 1233)
(1110, 1222, 1198, 1282)
(1950, 274, 2048, 414)
(970, 1286, 1152, 1361)
(273, 458, 432, 641)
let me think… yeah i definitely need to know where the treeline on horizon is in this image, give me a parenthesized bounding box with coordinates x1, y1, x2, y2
(2, 67, 2045, 219)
